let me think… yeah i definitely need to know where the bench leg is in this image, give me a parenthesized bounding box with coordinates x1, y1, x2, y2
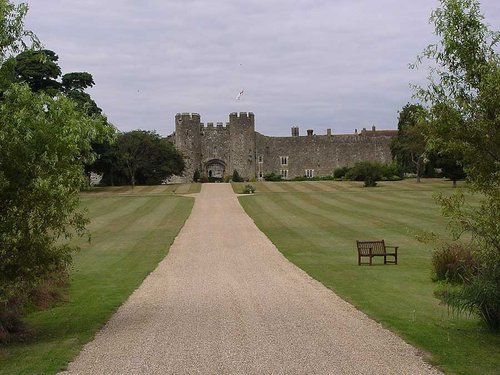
(384, 255, 387, 264)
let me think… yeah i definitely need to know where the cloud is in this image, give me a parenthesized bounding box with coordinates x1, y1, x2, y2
(24, 0, 499, 136)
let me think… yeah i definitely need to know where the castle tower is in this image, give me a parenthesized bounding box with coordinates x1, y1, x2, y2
(175, 113, 202, 181)
(228, 112, 256, 180)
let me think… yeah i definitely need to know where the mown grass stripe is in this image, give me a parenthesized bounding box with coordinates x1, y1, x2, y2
(238, 181, 500, 375)
(0, 194, 194, 375)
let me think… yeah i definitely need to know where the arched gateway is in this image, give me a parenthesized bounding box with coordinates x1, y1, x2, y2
(205, 159, 226, 179)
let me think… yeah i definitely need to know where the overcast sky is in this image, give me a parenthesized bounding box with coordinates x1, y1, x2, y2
(24, 0, 499, 136)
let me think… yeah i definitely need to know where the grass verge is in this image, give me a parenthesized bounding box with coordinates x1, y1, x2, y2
(0, 184, 194, 374)
(236, 179, 499, 375)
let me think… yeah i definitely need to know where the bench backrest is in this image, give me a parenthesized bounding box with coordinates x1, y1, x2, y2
(356, 240, 386, 255)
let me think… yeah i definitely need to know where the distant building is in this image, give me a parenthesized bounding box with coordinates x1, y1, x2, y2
(174, 112, 396, 181)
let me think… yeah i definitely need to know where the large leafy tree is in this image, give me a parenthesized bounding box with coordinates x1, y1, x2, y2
(390, 103, 427, 182)
(13, 49, 61, 93)
(114, 130, 184, 186)
(0, 1, 113, 339)
(415, 0, 500, 330)
(0, 49, 103, 116)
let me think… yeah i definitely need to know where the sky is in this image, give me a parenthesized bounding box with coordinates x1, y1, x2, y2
(24, 0, 499, 136)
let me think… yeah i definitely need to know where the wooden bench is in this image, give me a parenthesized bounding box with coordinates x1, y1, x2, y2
(356, 240, 398, 265)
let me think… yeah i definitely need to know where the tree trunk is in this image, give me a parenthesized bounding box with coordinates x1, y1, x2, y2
(416, 157, 422, 183)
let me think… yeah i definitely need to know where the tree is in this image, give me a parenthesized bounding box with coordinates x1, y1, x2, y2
(0, 49, 103, 117)
(61, 72, 94, 91)
(0, 0, 114, 339)
(414, 0, 500, 330)
(0, 0, 40, 64)
(114, 130, 184, 186)
(13, 49, 61, 93)
(437, 153, 466, 187)
(390, 103, 427, 182)
(0, 84, 113, 338)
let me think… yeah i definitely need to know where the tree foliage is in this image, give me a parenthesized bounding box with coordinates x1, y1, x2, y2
(0, 0, 39, 64)
(0, 48, 104, 119)
(0, 1, 114, 340)
(390, 103, 427, 181)
(12, 49, 61, 93)
(92, 131, 185, 186)
(415, 0, 500, 330)
(0, 84, 113, 338)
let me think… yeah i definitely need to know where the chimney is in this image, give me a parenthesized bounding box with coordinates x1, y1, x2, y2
(307, 129, 314, 136)
(326, 129, 332, 136)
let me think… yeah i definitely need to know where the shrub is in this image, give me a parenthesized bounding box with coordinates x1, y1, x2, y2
(431, 243, 476, 283)
(263, 172, 282, 181)
(381, 163, 403, 180)
(333, 166, 350, 179)
(345, 161, 384, 187)
(243, 184, 255, 194)
(364, 176, 377, 187)
(193, 169, 200, 182)
(232, 170, 243, 182)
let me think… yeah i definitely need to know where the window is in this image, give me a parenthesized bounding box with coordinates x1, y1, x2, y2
(258, 155, 263, 163)
(259, 171, 263, 178)
(280, 169, 288, 178)
(280, 156, 288, 166)
(305, 169, 314, 178)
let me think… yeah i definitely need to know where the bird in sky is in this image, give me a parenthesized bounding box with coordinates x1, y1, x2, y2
(235, 89, 244, 100)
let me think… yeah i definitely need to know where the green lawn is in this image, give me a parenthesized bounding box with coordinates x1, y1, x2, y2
(235, 179, 499, 375)
(0, 184, 196, 375)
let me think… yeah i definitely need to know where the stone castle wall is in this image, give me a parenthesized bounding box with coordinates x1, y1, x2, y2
(255, 132, 393, 178)
(174, 112, 395, 181)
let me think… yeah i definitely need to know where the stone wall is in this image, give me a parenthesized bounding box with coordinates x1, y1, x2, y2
(174, 112, 396, 181)
(255, 132, 394, 178)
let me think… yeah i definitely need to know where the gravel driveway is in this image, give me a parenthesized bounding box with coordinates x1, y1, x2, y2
(62, 183, 441, 374)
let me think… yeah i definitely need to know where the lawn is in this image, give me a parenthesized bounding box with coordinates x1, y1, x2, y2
(0, 184, 198, 375)
(235, 179, 499, 375)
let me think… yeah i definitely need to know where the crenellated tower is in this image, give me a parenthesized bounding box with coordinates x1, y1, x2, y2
(175, 113, 202, 181)
(228, 112, 256, 179)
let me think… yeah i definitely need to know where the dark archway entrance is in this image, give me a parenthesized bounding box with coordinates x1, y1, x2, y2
(205, 159, 226, 180)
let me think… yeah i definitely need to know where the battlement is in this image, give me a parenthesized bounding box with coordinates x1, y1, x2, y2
(175, 113, 201, 121)
(201, 122, 229, 129)
(229, 112, 255, 120)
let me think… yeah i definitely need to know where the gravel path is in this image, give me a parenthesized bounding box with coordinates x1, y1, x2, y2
(62, 184, 441, 375)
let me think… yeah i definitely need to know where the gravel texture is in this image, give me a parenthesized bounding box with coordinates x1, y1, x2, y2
(62, 184, 442, 374)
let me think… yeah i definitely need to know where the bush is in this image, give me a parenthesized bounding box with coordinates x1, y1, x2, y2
(364, 176, 377, 187)
(381, 163, 403, 180)
(232, 170, 243, 182)
(193, 169, 200, 182)
(243, 184, 255, 194)
(432, 243, 476, 283)
(345, 161, 383, 187)
(263, 172, 282, 181)
(333, 166, 350, 179)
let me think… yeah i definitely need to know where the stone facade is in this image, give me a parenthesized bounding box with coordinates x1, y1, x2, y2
(174, 112, 397, 181)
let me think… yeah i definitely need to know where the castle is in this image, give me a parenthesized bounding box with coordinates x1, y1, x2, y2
(174, 112, 397, 182)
